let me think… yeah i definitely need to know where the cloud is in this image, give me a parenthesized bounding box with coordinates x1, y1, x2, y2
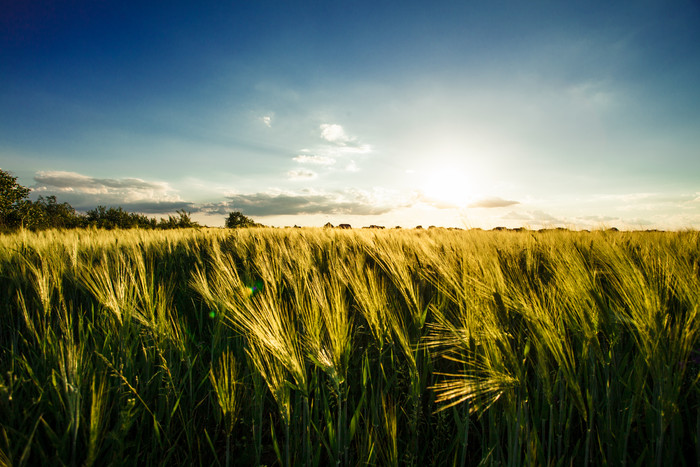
(318, 123, 371, 154)
(501, 210, 565, 224)
(416, 194, 457, 210)
(591, 192, 700, 212)
(577, 215, 619, 222)
(287, 123, 372, 177)
(260, 115, 273, 127)
(293, 154, 336, 165)
(415, 193, 519, 210)
(32, 170, 185, 212)
(109, 201, 197, 214)
(338, 144, 372, 154)
(567, 81, 615, 110)
(287, 169, 318, 180)
(621, 218, 655, 227)
(201, 189, 402, 217)
(593, 192, 657, 202)
(468, 197, 520, 208)
(320, 124, 351, 145)
(35, 171, 166, 191)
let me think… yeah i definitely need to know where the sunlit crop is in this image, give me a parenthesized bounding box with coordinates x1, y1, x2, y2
(1, 227, 698, 465)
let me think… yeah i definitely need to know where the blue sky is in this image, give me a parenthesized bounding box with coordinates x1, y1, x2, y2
(2, 0, 700, 228)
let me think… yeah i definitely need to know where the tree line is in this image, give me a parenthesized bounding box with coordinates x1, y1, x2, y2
(1, 169, 258, 231)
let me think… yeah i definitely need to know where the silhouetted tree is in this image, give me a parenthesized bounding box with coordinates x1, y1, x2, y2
(225, 211, 257, 228)
(0, 169, 31, 229)
(158, 210, 199, 229)
(86, 206, 157, 229)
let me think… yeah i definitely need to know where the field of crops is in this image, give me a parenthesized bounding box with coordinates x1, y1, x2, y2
(0, 227, 698, 466)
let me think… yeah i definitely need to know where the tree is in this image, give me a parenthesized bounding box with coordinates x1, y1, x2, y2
(21, 195, 82, 230)
(86, 206, 158, 229)
(158, 210, 199, 229)
(0, 169, 31, 229)
(225, 211, 257, 228)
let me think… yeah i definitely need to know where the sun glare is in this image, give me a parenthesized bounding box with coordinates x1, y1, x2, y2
(420, 169, 480, 208)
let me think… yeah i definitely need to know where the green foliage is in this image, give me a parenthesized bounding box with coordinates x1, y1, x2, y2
(85, 206, 156, 229)
(21, 195, 83, 230)
(225, 211, 258, 228)
(84, 207, 200, 230)
(0, 227, 698, 466)
(0, 168, 31, 228)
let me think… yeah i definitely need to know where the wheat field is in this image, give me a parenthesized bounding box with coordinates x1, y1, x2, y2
(0, 227, 698, 466)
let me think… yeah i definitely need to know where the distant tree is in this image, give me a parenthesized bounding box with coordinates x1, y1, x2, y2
(86, 206, 157, 229)
(0, 169, 31, 229)
(225, 211, 257, 228)
(158, 210, 199, 229)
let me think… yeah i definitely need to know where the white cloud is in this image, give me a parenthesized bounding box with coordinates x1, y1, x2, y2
(260, 115, 273, 127)
(337, 144, 372, 155)
(289, 123, 372, 172)
(320, 124, 351, 145)
(293, 154, 336, 165)
(318, 123, 372, 154)
(287, 169, 318, 180)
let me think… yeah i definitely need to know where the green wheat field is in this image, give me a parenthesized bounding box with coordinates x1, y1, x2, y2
(1, 227, 699, 466)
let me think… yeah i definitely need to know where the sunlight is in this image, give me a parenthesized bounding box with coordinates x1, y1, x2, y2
(419, 168, 481, 208)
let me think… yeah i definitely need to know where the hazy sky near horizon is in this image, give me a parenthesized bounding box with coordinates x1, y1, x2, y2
(2, 1, 700, 228)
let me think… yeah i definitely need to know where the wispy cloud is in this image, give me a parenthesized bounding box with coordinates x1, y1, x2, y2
(287, 123, 372, 178)
(345, 160, 360, 172)
(591, 192, 700, 212)
(468, 197, 520, 208)
(287, 169, 318, 180)
(567, 80, 615, 111)
(293, 154, 336, 165)
(416, 194, 458, 210)
(577, 215, 619, 223)
(501, 210, 565, 224)
(415, 193, 519, 210)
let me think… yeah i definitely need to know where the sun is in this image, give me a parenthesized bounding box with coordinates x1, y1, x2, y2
(420, 168, 480, 208)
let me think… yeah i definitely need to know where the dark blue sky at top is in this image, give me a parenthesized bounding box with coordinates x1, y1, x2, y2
(5, 1, 699, 117)
(2, 1, 700, 229)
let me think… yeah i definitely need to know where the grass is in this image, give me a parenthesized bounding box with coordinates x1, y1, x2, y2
(0, 226, 698, 465)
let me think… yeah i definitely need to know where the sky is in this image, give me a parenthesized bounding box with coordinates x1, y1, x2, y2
(2, 0, 700, 229)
